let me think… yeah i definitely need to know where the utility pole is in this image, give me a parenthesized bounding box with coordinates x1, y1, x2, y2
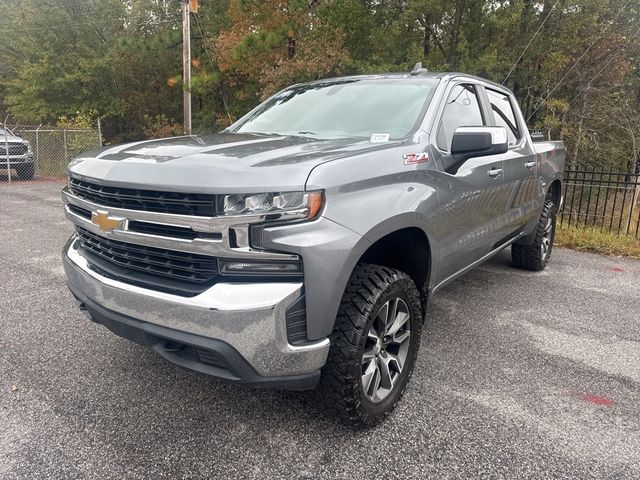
(182, 0, 192, 135)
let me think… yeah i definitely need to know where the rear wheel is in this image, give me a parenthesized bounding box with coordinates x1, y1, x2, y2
(16, 163, 35, 180)
(311, 264, 422, 426)
(512, 198, 556, 271)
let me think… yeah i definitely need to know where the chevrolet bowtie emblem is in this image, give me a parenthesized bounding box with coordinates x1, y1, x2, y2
(91, 210, 125, 233)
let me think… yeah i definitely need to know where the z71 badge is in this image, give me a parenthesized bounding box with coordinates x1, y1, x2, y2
(403, 153, 429, 165)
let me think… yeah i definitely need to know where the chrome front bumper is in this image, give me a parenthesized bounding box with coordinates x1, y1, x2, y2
(63, 236, 329, 378)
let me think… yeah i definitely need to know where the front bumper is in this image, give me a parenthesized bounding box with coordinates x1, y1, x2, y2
(1, 154, 33, 167)
(63, 236, 330, 389)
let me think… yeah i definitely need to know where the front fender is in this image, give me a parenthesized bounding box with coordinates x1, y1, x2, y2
(262, 213, 436, 341)
(262, 216, 370, 340)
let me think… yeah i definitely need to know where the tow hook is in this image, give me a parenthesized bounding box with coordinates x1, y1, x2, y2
(74, 299, 96, 322)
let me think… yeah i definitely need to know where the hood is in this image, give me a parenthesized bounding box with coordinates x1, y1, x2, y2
(1, 135, 26, 143)
(68, 132, 401, 193)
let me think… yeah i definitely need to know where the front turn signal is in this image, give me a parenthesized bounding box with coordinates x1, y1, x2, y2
(306, 191, 324, 220)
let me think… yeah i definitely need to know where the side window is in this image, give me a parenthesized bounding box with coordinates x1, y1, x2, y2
(486, 88, 520, 145)
(437, 84, 484, 151)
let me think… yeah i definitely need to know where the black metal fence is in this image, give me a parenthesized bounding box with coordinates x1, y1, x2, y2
(560, 168, 640, 238)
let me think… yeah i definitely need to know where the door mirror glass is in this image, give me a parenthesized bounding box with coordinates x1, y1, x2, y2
(451, 126, 509, 159)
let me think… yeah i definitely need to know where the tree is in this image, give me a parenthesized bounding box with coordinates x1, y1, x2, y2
(0, 0, 638, 171)
(213, 0, 349, 116)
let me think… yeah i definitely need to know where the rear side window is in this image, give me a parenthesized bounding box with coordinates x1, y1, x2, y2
(486, 88, 520, 145)
(437, 84, 484, 151)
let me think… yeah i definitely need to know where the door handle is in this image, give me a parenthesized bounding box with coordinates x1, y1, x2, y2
(524, 161, 536, 169)
(488, 168, 503, 178)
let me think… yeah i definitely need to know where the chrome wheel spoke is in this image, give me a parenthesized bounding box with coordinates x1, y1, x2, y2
(378, 354, 394, 390)
(367, 327, 379, 342)
(376, 302, 389, 332)
(386, 351, 403, 372)
(386, 311, 409, 342)
(385, 299, 398, 335)
(362, 348, 376, 364)
(361, 358, 379, 398)
(390, 329, 410, 346)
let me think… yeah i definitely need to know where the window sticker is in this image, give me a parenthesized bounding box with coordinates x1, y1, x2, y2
(370, 133, 390, 143)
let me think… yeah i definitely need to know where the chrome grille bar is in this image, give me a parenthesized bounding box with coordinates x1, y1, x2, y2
(62, 187, 298, 260)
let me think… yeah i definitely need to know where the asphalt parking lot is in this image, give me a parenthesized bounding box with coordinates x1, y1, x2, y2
(1, 181, 639, 479)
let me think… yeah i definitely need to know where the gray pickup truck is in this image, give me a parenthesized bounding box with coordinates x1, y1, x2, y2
(1, 125, 35, 180)
(61, 70, 565, 425)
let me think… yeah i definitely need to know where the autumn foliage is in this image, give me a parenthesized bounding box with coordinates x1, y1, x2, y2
(213, 0, 348, 105)
(1, 0, 639, 172)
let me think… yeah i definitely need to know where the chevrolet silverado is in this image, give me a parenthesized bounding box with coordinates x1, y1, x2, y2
(61, 69, 565, 425)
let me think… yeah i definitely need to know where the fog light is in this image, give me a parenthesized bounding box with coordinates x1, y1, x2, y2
(218, 259, 302, 276)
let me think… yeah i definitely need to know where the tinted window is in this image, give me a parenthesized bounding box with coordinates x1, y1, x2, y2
(234, 79, 439, 140)
(437, 84, 484, 151)
(487, 88, 520, 145)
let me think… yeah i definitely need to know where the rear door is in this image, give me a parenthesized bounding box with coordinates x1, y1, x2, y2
(432, 82, 511, 282)
(483, 87, 539, 233)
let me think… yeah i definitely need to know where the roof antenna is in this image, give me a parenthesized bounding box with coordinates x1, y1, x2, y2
(410, 62, 429, 75)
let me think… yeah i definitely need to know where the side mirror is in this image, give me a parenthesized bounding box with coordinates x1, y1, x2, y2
(451, 126, 508, 159)
(442, 126, 508, 174)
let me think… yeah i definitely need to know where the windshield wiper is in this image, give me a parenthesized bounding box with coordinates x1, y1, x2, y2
(237, 131, 284, 137)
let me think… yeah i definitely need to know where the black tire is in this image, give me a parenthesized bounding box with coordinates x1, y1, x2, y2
(512, 198, 556, 271)
(16, 163, 35, 180)
(311, 264, 422, 426)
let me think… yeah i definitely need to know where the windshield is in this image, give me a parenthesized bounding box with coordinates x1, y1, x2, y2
(234, 78, 439, 140)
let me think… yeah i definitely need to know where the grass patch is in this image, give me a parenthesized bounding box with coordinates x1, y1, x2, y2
(555, 224, 640, 259)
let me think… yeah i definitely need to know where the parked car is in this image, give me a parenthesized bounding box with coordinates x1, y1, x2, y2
(0, 125, 35, 180)
(61, 68, 565, 425)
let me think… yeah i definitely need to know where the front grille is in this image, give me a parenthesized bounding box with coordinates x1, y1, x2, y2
(67, 203, 210, 241)
(69, 177, 217, 216)
(127, 221, 199, 240)
(76, 227, 218, 296)
(0, 143, 28, 155)
(68, 204, 91, 220)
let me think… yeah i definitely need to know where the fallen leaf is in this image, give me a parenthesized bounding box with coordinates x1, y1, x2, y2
(11, 384, 18, 392)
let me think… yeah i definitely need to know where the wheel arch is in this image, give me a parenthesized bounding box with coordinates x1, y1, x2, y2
(548, 178, 562, 207)
(359, 227, 432, 299)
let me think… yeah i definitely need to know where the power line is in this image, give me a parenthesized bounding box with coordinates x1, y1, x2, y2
(192, 12, 232, 123)
(502, 1, 557, 85)
(192, 14, 215, 71)
(526, 0, 632, 121)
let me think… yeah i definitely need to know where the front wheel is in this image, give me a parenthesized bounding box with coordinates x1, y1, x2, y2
(311, 264, 422, 426)
(512, 198, 556, 271)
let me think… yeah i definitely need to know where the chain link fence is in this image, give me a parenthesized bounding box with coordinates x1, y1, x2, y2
(1, 123, 102, 182)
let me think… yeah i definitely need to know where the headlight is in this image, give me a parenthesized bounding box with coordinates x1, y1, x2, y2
(25, 141, 32, 154)
(222, 191, 323, 220)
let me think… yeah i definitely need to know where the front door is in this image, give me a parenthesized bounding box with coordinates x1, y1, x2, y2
(432, 83, 512, 282)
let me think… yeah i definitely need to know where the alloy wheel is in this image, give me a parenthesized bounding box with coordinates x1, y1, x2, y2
(361, 297, 412, 403)
(541, 215, 554, 260)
